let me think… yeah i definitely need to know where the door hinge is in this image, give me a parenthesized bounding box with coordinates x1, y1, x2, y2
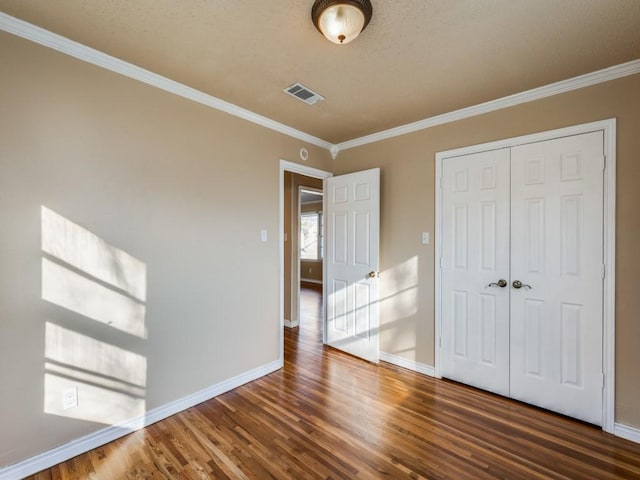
(439, 336, 442, 348)
(600, 372, 605, 389)
(602, 155, 606, 171)
(440, 257, 444, 268)
(601, 264, 606, 279)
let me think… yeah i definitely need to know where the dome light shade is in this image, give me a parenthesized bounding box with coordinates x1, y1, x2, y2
(312, 0, 373, 45)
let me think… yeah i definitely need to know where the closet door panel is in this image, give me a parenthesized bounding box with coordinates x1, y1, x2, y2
(441, 149, 511, 396)
(510, 131, 604, 425)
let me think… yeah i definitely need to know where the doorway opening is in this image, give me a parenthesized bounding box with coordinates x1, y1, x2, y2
(299, 186, 323, 300)
(279, 160, 332, 362)
(299, 187, 323, 341)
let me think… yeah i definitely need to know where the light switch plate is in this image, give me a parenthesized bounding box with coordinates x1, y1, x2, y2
(260, 229, 268, 242)
(422, 232, 430, 245)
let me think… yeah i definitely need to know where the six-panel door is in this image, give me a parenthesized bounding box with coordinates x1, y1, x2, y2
(441, 149, 511, 396)
(510, 132, 604, 425)
(326, 168, 380, 363)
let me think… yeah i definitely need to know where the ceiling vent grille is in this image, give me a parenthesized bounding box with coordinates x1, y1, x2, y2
(283, 83, 325, 105)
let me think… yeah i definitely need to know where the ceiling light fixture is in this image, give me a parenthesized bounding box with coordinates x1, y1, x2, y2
(311, 0, 373, 45)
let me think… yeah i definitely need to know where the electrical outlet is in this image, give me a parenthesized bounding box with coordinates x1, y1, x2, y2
(62, 386, 78, 410)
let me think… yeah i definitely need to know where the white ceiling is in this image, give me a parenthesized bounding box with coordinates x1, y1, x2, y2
(1, 1, 639, 144)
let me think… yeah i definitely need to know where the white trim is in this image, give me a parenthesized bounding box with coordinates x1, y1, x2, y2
(283, 319, 300, 329)
(335, 60, 640, 153)
(434, 119, 616, 434)
(279, 161, 332, 359)
(614, 423, 640, 444)
(0, 359, 281, 480)
(0, 13, 333, 152)
(379, 352, 435, 377)
(602, 120, 617, 434)
(300, 278, 323, 284)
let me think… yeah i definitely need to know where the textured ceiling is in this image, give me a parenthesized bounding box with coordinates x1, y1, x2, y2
(1, 0, 639, 144)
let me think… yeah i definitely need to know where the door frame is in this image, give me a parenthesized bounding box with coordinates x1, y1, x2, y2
(434, 119, 616, 433)
(279, 160, 332, 363)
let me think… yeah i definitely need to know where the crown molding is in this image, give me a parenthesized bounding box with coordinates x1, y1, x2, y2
(1, 12, 639, 158)
(335, 59, 640, 152)
(0, 12, 334, 152)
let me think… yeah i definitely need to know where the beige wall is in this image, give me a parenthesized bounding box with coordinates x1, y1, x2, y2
(301, 260, 323, 283)
(0, 31, 332, 468)
(333, 73, 640, 428)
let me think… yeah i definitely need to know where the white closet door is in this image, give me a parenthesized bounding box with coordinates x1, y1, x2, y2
(510, 132, 604, 425)
(441, 149, 511, 396)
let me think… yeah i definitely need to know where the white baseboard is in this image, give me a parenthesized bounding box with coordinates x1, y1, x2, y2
(615, 423, 640, 444)
(0, 359, 282, 480)
(284, 319, 299, 328)
(379, 351, 435, 377)
(300, 278, 322, 284)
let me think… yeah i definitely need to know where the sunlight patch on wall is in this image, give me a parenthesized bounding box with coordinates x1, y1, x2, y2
(41, 207, 148, 427)
(42, 258, 147, 338)
(381, 256, 418, 319)
(41, 206, 146, 301)
(44, 323, 146, 425)
(45, 323, 147, 387)
(379, 256, 419, 358)
(44, 374, 145, 426)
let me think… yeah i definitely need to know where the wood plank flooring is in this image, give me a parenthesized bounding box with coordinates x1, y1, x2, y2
(28, 287, 640, 479)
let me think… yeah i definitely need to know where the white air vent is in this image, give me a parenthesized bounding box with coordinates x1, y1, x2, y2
(283, 83, 325, 105)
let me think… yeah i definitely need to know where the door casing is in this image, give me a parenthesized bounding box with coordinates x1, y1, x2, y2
(434, 119, 616, 433)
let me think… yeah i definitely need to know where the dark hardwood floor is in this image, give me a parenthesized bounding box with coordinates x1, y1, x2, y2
(28, 287, 640, 479)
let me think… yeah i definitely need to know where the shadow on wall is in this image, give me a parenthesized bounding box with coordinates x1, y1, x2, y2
(41, 207, 147, 426)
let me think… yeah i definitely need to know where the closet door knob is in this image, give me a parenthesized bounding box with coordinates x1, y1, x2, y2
(512, 280, 532, 289)
(487, 279, 507, 288)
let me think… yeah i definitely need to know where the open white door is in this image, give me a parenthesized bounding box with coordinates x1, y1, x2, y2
(325, 168, 380, 362)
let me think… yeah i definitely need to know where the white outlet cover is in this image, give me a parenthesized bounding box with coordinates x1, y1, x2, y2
(422, 232, 430, 244)
(260, 229, 268, 242)
(62, 386, 78, 410)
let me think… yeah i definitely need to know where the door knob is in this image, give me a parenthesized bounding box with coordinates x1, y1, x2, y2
(487, 279, 507, 288)
(512, 280, 532, 289)
(368, 271, 378, 278)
